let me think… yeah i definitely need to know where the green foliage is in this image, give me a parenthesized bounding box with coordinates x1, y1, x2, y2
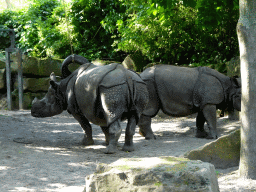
(0, 0, 239, 73)
(19, 0, 72, 57)
(113, 3, 199, 64)
(195, 0, 239, 65)
(0, 0, 72, 58)
(0, 9, 22, 49)
(70, 0, 126, 60)
(103, 0, 239, 71)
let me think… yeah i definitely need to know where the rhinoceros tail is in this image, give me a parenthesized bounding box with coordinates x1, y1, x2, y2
(62, 55, 89, 78)
(125, 70, 149, 124)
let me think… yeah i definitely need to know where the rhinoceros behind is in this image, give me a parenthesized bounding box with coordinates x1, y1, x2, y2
(138, 65, 241, 139)
(31, 55, 149, 154)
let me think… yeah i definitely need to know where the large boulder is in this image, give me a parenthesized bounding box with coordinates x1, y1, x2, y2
(185, 130, 240, 169)
(85, 157, 219, 192)
(12, 91, 46, 109)
(122, 55, 135, 70)
(92, 58, 119, 66)
(14, 76, 61, 92)
(10, 55, 63, 77)
(122, 52, 149, 72)
(0, 91, 45, 110)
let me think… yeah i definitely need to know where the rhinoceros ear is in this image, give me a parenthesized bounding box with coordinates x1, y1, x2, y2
(50, 72, 57, 81)
(50, 80, 59, 91)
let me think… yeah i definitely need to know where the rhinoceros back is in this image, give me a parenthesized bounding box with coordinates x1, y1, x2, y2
(100, 65, 148, 125)
(74, 63, 148, 126)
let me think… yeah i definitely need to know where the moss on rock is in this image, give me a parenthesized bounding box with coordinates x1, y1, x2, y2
(185, 129, 240, 169)
(85, 157, 219, 192)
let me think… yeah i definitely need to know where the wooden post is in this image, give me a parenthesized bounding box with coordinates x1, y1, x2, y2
(17, 49, 23, 110)
(5, 49, 12, 110)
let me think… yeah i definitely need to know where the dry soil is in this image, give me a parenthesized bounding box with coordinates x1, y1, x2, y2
(0, 110, 255, 192)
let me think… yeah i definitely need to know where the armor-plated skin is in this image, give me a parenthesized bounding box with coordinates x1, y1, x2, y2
(31, 55, 149, 154)
(138, 65, 241, 139)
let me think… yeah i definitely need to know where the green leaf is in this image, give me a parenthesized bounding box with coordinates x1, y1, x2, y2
(152, 9, 158, 16)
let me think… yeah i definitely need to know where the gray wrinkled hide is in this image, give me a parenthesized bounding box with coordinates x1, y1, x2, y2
(138, 65, 241, 139)
(74, 63, 147, 126)
(31, 60, 149, 153)
(141, 65, 235, 117)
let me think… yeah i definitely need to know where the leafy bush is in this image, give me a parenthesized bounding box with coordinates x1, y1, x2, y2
(103, 0, 239, 72)
(70, 0, 126, 61)
(114, 3, 199, 64)
(19, 0, 71, 57)
(0, 0, 239, 73)
(0, 0, 73, 58)
(0, 9, 23, 49)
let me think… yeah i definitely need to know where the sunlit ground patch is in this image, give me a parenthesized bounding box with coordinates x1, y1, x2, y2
(0, 166, 10, 170)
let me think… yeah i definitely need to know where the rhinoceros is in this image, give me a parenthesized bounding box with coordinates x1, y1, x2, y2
(31, 55, 149, 154)
(138, 65, 241, 139)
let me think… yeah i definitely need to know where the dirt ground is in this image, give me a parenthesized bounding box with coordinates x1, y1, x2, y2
(0, 109, 255, 192)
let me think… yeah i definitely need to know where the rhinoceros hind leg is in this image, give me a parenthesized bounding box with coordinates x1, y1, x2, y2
(122, 114, 137, 152)
(72, 113, 94, 145)
(105, 120, 122, 154)
(100, 126, 109, 145)
(202, 104, 218, 139)
(195, 111, 208, 138)
(195, 130, 208, 138)
(138, 115, 156, 140)
(81, 136, 94, 146)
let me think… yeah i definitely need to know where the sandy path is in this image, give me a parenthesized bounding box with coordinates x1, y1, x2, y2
(0, 110, 254, 192)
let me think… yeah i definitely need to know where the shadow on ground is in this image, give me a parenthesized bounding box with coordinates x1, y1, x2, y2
(0, 110, 241, 191)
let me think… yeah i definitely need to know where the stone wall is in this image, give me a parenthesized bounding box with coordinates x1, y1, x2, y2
(0, 54, 240, 110)
(0, 54, 65, 109)
(0, 54, 121, 110)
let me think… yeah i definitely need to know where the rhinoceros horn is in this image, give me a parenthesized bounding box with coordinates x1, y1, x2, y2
(61, 54, 89, 78)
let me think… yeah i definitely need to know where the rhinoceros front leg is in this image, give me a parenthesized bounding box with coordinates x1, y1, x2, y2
(105, 119, 122, 154)
(72, 113, 94, 145)
(122, 114, 137, 152)
(138, 115, 156, 140)
(197, 104, 218, 139)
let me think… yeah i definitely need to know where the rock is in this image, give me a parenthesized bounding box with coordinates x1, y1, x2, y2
(14, 76, 61, 92)
(122, 53, 149, 71)
(85, 157, 219, 192)
(0, 68, 5, 89)
(122, 55, 135, 70)
(185, 130, 240, 169)
(12, 91, 45, 109)
(91, 58, 118, 66)
(10, 55, 63, 77)
(0, 91, 45, 110)
(129, 51, 150, 72)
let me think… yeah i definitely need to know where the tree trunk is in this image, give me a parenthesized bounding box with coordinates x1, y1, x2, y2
(5, 0, 12, 9)
(237, 0, 256, 179)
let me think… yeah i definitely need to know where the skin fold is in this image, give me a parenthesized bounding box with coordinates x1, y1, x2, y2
(138, 65, 241, 140)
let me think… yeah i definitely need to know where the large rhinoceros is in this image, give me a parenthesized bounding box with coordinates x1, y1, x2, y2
(138, 65, 241, 139)
(31, 55, 149, 154)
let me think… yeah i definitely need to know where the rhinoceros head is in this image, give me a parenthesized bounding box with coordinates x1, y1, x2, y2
(229, 77, 241, 111)
(31, 72, 66, 117)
